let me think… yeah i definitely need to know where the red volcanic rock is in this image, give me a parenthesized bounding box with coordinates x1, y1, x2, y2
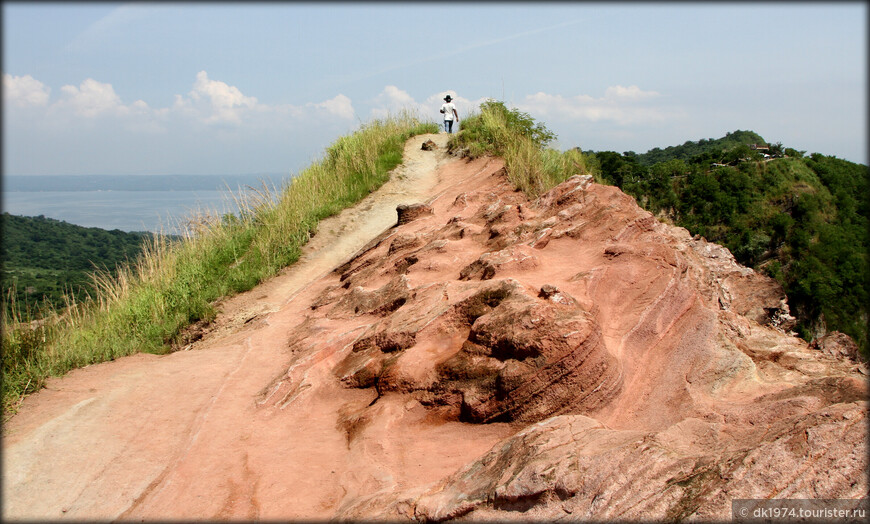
(416, 279, 622, 424)
(458, 245, 539, 281)
(388, 232, 422, 255)
(811, 331, 866, 368)
(396, 203, 433, 225)
(328, 274, 412, 318)
(379, 401, 868, 521)
(8, 145, 865, 522)
(315, 169, 866, 520)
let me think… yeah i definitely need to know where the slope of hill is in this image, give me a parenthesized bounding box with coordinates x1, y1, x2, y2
(1, 213, 153, 316)
(2, 108, 866, 521)
(586, 137, 869, 356)
(630, 129, 767, 165)
(4, 137, 864, 520)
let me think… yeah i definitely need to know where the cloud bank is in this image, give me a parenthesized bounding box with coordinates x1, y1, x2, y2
(3, 72, 683, 174)
(369, 85, 485, 121)
(3, 71, 366, 174)
(516, 85, 672, 126)
(4, 71, 672, 136)
(4, 71, 357, 132)
(365, 84, 675, 131)
(57, 78, 134, 118)
(3, 74, 51, 107)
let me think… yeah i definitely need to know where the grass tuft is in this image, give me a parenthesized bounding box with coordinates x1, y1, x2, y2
(448, 99, 594, 198)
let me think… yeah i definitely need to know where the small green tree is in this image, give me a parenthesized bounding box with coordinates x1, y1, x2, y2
(769, 142, 784, 156)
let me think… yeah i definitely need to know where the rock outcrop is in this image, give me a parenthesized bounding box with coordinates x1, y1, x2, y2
(290, 169, 867, 520)
(5, 143, 865, 521)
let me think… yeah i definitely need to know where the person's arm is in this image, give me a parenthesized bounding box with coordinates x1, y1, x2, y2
(453, 107, 459, 121)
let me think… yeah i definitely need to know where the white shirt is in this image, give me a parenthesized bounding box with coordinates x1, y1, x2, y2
(441, 102, 456, 121)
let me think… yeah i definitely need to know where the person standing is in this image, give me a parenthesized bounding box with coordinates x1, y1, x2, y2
(440, 95, 459, 133)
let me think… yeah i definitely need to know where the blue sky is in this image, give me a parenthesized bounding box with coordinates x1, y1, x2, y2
(3, 2, 866, 176)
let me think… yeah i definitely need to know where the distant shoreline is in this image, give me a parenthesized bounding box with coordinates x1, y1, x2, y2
(3, 174, 291, 192)
(2, 188, 252, 233)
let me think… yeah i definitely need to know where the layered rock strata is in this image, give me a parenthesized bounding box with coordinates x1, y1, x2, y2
(290, 168, 866, 520)
(5, 145, 865, 521)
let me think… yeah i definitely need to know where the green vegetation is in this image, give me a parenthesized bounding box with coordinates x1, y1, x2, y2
(631, 130, 768, 166)
(586, 140, 868, 356)
(1, 214, 153, 316)
(449, 100, 591, 197)
(2, 114, 438, 415)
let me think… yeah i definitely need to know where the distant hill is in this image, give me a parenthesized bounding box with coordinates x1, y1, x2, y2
(586, 133, 869, 356)
(1, 213, 154, 316)
(631, 130, 767, 166)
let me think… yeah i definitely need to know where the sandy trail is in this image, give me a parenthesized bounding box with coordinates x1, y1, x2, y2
(2, 133, 514, 521)
(195, 131, 454, 334)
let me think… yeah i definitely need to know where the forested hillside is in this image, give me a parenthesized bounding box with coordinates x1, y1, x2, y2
(586, 133, 869, 356)
(629, 130, 767, 166)
(1, 214, 152, 316)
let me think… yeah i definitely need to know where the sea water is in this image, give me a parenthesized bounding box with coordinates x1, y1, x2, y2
(2, 189, 245, 234)
(3, 174, 287, 234)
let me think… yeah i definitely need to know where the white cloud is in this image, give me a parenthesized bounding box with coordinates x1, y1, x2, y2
(130, 99, 150, 112)
(604, 85, 660, 100)
(186, 70, 259, 124)
(370, 85, 422, 119)
(310, 94, 355, 120)
(56, 78, 129, 118)
(3, 74, 51, 107)
(517, 86, 669, 126)
(168, 71, 355, 126)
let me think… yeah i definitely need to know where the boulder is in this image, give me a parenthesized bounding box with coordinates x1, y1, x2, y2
(396, 203, 433, 225)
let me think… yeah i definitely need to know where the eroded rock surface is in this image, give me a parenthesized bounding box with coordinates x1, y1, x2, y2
(302, 172, 867, 520)
(4, 143, 866, 521)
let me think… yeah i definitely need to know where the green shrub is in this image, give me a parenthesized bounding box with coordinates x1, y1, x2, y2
(449, 99, 589, 198)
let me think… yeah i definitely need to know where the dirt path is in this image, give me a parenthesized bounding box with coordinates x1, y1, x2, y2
(183, 132, 457, 343)
(2, 133, 514, 521)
